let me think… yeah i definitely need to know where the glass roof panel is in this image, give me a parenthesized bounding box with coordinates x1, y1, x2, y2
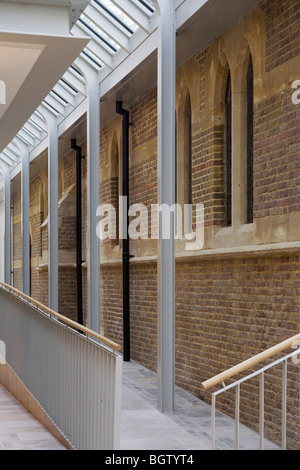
(138, 0, 155, 13)
(80, 14, 119, 51)
(0, 0, 157, 174)
(82, 49, 104, 68)
(98, 0, 139, 33)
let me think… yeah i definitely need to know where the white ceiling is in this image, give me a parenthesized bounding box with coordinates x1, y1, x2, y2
(0, 0, 90, 29)
(0, 43, 44, 121)
(0, 0, 89, 154)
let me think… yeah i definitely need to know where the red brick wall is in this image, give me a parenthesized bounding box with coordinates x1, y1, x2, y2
(130, 87, 157, 149)
(9, 0, 300, 450)
(254, 88, 300, 219)
(261, 0, 300, 72)
(12, 191, 22, 291)
(101, 265, 123, 345)
(29, 177, 43, 302)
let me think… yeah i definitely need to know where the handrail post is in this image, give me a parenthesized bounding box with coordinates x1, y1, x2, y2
(235, 383, 240, 450)
(202, 344, 300, 450)
(282, 359, 287, 450)
(259, 372, 264, 450)
(211, 394, 216, 450)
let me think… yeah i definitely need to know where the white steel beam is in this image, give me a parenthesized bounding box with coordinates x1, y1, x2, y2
(43, 93, 67, 116)
(2, 149, 20, 164)
(0, 154, 14, 167)
(17, 129, 36, 148)
(23, 121, 44, 141)
(6, 142, 22, 160)
(154, 0, 176, 413)
(4, 167, 11, 285)
(30, 113, 49, 133)
(75, 56, 100, 333)
(62, 68, 87, 96)
(38, 106, 59, 312)
(53, 82, 77, 107)
(72, 23, 114, 69)
(0, 163, 12, 285)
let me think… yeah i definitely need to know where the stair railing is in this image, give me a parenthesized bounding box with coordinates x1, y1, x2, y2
(201, 333, 300, 450)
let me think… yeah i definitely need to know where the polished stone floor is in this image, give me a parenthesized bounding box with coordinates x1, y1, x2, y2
(0, 360, 280, 451)
(120, 360, 279, 451)
(0, 385, 66, 450)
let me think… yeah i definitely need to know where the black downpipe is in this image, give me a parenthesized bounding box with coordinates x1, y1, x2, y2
(71, 139, 83, 326)
(116, 101, 130, 362)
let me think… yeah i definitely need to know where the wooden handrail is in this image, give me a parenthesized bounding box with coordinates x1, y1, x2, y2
(0, 281, 122, 352)
(201, 333, 300, 390)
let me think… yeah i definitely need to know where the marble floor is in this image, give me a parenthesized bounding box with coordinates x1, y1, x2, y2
(0, 385, 66, 450)
(0, 360, 280, 451)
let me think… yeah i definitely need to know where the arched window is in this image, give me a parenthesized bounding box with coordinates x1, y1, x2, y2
(185, 95, 192, 207)
(176, 88, 193, 233)
(246, 55, 254, 223)
(111, 136, 120, 244)
(225, 72, 232, 227)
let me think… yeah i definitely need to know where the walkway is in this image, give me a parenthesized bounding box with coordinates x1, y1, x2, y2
(120, 360, 279, 451)
(0, 384, 65, 450)
(0, 360, 279, 450)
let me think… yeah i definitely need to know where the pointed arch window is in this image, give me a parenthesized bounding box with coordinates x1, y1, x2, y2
(246, 55, 254, 223)
(176, 90, 193, 234)
(186, 95, 192, 207)
(111, 137, 120, 244)
(225, 72, 232, 227)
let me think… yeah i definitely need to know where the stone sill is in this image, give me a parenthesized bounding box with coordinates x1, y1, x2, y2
(99, 241, 300, 266)
(37, 242, 300, 269)
(175, 241, 300, 262)
(37, 263, 76, 271)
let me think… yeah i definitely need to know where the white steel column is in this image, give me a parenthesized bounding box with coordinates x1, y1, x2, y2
(38, 107, 59, 312)
(16, 138, 30, 295)
(1, 164, 11, 285)
(75, 58, 100, 333)
(154, 0, 176, 413)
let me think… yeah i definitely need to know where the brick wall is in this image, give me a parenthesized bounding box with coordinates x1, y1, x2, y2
(101, 265, 123, 345)
(9, 0, 300, 450)
(130, 87, 157, 149)
(261, 0, 300, 72)
(29, 177, 43, 302)
(175, 255, 299, 448)
(12, 190, 22, 291)
(193, 47, 226, 228)
(254, 88, 300, 219)
(192, 125, 226, 227)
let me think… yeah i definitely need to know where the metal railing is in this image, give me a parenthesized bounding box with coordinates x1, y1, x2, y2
(201, 334, 300, 450)
(0, 282, 123, 450)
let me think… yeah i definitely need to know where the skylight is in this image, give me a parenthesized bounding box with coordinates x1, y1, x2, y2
(99, 0, 139, 33)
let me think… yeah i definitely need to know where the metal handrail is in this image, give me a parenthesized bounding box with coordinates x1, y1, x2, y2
(201, 333, 300, 390)
(209, 348, 300, 450)
(0, 281, 122, 352)
(201, 335, 300, 450)
(0, 281, 123, 449)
